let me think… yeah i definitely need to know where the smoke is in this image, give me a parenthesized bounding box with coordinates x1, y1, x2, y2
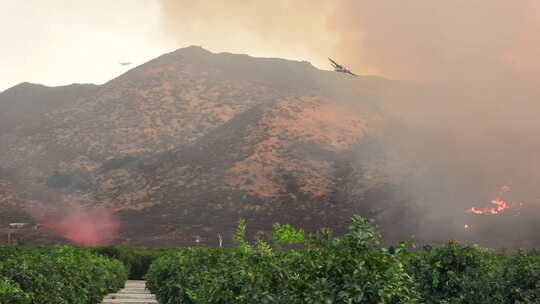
(376, 83, 540, 243)
(158, 0, 339, 70)
(159, 1, 540, 244)
(28, 202, 119, 246)
(330, 0, 540, 84)
(159, 0, 540, 83)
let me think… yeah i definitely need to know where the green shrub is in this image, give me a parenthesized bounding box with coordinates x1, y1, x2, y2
(146, 216, 420, 303)
(0, 278, 29, 304)
(0, 246, 127, 304)
(501, 250, 540, 303)
(93, 246, 178, 279)
(271, 223, 305, 244)
(282, 217, 420, 303)
(407, 241, 505, 304)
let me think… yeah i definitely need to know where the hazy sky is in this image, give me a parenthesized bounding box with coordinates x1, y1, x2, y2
(0, 0, 171, 91)
(0, 0, 336, 92)
(2, 1, 539, 91)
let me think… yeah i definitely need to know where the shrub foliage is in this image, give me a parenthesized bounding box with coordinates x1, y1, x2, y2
(3, 217, 540, 303)
(0, 246, 127, 304)
(93, 246, 178, 279)
(146, 216, 540, 304)
(146, 216, 421, 303)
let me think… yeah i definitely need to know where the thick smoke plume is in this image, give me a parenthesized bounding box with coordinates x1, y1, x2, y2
(28, 202, 119, 246)
(160, 1, 540, 245)
(159, 0, 540, 83)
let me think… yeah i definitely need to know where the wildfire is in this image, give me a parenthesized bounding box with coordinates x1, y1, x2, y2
(466, 185, 524, 215)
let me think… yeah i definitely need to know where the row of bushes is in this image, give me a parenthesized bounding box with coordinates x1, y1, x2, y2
(93, 246, 178, 279)
(407, 243, 540, 303)
(145, 217, 540, 304)
(146, 217, 419, 303)
(2, 218, 539, 303)
(0, 246, 128, 304)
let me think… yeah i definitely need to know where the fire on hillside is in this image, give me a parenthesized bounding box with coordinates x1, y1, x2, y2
(466, 185, 525, 215)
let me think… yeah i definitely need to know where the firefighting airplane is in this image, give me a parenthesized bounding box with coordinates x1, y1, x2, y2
(328, 58, 357, 76)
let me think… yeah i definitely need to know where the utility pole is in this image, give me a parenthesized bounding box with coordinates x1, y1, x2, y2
(218, 233, 222, 248)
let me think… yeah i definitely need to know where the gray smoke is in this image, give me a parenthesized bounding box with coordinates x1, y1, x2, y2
(160, 0, 540, 245)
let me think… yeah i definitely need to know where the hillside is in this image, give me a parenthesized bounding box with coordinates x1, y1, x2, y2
(0, 46, 473, 246)
(0, 82, 98, 135)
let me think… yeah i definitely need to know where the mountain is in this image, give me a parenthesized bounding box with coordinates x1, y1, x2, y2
(0, 46, 415, 246)
(0, 82, 98, 135)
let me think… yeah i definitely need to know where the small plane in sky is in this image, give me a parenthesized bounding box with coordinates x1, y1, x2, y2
(328, 58, 357, 76)
(118, 62, 132, 66)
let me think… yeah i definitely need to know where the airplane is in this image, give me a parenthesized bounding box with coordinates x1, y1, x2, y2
(328, 58, 357, 76)
(118, 62, 132, 66)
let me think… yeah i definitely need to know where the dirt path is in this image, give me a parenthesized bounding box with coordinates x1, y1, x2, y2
(101, 280, 158, 304)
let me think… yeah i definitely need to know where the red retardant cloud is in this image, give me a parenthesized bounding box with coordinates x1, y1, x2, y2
(28, 203, 119, 246)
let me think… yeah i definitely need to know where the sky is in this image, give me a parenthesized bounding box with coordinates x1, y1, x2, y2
(0, 0, 171, 91)
(3, 1, 540, 91)
(0, 0, 335, 92)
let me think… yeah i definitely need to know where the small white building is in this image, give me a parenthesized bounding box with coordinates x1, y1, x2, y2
(8, 223, 29, 229)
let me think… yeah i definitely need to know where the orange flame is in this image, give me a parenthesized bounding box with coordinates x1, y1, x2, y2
(466, 185, 524, 215)
(466, 199, 509, 214)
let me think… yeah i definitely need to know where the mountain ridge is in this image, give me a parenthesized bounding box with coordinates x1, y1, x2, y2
(0, 46, 412, 246)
